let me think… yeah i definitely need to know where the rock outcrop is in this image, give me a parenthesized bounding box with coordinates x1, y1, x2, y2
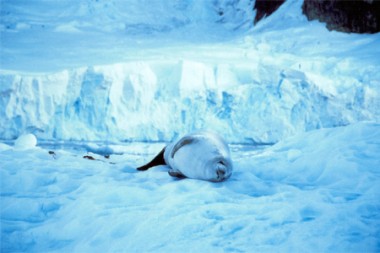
(302, 0, 380, 33)
(254, 0, 285, 25)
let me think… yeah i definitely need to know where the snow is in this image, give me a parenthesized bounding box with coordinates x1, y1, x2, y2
(1, 122, 380, 252)
(14, 133, 37, 149)
(1, 0, 380, 252)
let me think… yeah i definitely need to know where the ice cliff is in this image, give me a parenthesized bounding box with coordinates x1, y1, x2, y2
(1, 56, 379, 143)
(1, 0, 379, 144)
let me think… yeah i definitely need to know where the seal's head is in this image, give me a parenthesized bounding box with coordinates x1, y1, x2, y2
(205, 158, 233, 182)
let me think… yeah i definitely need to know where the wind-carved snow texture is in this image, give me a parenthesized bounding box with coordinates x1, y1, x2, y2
(1, 58, 379, 143)
(1, 122, 380, 252)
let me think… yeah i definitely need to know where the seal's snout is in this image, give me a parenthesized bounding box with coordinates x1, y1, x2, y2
(217, 168, 226, 177)
(215, 168, 227, 182)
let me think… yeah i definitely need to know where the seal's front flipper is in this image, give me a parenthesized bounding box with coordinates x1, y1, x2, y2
(168, 169, 186, 179)
(171, 136, 198, 158)
(137, 147, 166, 171)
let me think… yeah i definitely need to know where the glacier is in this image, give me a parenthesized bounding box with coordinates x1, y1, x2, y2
(1, 0, 379, 144)
(1, 56, 379, 144)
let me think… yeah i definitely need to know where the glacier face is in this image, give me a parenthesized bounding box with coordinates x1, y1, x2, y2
(1, 56, 379, 144)
(1, 0, 379, 143)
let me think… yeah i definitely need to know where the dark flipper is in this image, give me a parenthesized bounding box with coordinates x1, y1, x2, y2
(136, 147, 166, 171)
(168, 169, 186, 179)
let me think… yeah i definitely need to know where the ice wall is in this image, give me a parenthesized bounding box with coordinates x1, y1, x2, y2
(1, 57, 379, 144)
(2, 0, 379, 143)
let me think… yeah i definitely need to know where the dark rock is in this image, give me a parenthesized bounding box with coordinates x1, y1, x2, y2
(48, 150, 56, 159)
(254, 0, 286, 25)
(83, 155, 96, 160)
(302, 0, 380, 34)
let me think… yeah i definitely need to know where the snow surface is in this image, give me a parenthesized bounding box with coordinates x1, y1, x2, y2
(1, 122, 380, 252)
(1, 0, 380, 252)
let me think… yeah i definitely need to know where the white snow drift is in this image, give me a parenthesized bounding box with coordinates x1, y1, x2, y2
(1, 122, 379, 252)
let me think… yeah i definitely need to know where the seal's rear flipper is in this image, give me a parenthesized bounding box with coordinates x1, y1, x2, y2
(136, 147, 166, 171)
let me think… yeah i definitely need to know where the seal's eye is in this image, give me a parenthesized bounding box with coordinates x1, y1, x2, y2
(218, 160, 225, 166)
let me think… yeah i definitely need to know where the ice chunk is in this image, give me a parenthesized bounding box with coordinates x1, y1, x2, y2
(14, 133, 37, 149)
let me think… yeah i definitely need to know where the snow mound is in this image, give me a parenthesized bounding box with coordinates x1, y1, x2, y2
(0, 143, 12, 151)
(14, 133, 37, 149)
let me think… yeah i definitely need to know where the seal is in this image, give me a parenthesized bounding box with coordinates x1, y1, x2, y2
(137, 131, 233, 182)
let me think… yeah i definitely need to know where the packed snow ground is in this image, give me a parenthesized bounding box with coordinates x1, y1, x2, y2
(1, 122, 380, 252)
(1, 0, 380, 252)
